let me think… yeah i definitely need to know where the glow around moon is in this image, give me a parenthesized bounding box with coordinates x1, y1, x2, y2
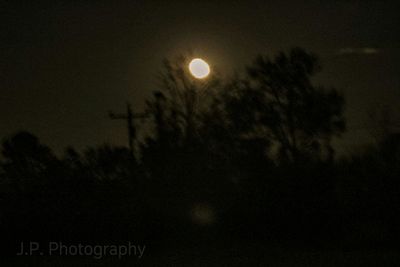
(189, 58, 210, 79)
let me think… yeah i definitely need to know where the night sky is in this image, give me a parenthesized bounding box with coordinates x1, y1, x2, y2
(1, 0, 399, 154)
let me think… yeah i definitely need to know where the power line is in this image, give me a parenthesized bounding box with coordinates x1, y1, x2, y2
(109, 102, 148, 156)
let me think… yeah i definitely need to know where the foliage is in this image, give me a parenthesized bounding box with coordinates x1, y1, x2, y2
(223, 48, 345, 163)
(1, 49, 399, 252)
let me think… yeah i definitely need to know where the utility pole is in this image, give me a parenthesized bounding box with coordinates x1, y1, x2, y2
(109, 102, 148, 156)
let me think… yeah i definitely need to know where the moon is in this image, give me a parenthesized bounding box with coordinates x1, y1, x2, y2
(189, 58, 210, 79)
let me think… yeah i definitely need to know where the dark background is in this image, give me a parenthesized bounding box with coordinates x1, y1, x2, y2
(1, 1, 400, 266)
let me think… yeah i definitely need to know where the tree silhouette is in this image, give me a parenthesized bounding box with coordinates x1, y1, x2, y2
(3, 49, 400, 261)
(1, 131, 58, 192)
(224, 48, 346, 163)
(150, 56, 221, 144)
(142, 55, 223, 182)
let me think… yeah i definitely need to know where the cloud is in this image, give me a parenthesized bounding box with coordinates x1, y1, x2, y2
(337, 47, 380, 55)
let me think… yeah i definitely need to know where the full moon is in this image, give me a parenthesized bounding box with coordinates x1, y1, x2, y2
(189, 58, 210, 79)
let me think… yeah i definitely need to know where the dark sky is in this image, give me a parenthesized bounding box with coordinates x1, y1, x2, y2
(1, 0, 399, 154)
